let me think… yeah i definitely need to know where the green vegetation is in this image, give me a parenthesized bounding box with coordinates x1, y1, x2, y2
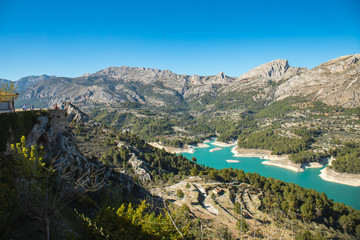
(4, 92, 360, 238)
(89, 96, 360, 171)
(188, 91, 264, 112)
(214, 115, 258, 142)
(131, 118, 174, 138)
(329, 142, 360, 174)
(89, 110, 136, 130)
(212, 91, 264, 112)
(236, 217, 249, 233)
(295, 229, 326, 240)
(289, 151, 327, 164)
(78, 200, 187, 240)
(344, 106, 360, 117)
(119, 101, 143, 108)
(238, 128, 310, 155)
(0, 111, 48, 152)
(204, 168, 360, 236)
(176, 189, 185, 199)
(237, 127, 322, 160)
(68, 119, 360, 238)
(118, 131, 196, 176)
(99, 145, 130, 167)
(0, 153, 17, 239)
(2, 103, 360, 239)
(0, 82, 18, 101)
(4, 136, 77, 239)
(255, 97, 299, 119)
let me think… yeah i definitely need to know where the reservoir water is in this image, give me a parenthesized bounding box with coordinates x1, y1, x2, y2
(181, 141, 360, 210)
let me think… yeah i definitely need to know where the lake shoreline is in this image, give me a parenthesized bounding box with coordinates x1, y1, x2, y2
(151, 141, 360, 188)
(232, 147, 360, 187)
(319, 167, 360, 187)
(318, 157, 360, 187)
(211, 141, 237, 147)
(232, 147, 304, 172)
(148, 141, 210, 154)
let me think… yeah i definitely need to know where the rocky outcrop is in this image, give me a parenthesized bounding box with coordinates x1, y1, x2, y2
(275, 54, 360, 108)
(22, 109, 135, 193)
(65, 102, 101, 127)
(221, 59, 307, 98)
(239, 59, 291, 82)
(128, 153, 152, 183)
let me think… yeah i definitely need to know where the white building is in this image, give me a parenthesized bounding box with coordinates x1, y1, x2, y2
(0, 92, 18, 113)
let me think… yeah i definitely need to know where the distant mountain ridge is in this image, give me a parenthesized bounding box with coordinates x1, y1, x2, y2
(15, 75, 55, 92)
(0, 75, 55, 92)
(2, 54, 359, 108)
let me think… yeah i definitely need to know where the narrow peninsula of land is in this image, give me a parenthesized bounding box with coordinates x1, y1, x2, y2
(319, 158, 360, 187)
(231, 146, 304, 172)
(148, 142, 210, 154)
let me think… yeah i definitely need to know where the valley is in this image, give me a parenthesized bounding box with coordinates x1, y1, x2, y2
(1, 54, 360, 239)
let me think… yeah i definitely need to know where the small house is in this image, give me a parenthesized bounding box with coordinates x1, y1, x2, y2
(0, 92, 18, 113)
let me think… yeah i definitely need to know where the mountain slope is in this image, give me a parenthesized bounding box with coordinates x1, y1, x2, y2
(220, 59, 307, 103)
(16, 67, 235, 109)
(6, 53, 360, 109)
(275, 54, 360, 108)
(15, 75, 55, 92)
(0, 78, 12, 85)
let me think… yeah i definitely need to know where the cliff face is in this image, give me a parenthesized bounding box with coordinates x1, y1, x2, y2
(1, 109, 135, 193)
(219, 59, 307, 102)
(275, 54, 360, 108)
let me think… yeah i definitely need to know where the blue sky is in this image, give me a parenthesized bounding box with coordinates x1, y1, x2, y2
(0, 0, 359, 80)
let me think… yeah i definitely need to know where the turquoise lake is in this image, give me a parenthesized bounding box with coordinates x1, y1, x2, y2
(181, 141, 360, 210)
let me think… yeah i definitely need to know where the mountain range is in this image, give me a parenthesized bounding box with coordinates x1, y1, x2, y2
(2, 54, 359, 109)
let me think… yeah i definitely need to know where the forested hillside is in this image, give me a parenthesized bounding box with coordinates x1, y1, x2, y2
(1, 108, 360, 239)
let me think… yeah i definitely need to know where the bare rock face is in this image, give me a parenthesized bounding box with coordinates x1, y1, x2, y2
(15, 75, 55, 92)
(321, 54, 359, 73)
(65, 102, 102, 127)
(275, 54, 360, 108)
(128, 153, 151, 183)
(189, 75, 202, 85)
(17, 66, 236, 107)
(221, 59, 306, 97)
(183, 84, 217, 101)
(239, 59, 291, 82)
(183, 72, 235, 101)
(92, 66, 188, 93)
(10, 53, 360, 109)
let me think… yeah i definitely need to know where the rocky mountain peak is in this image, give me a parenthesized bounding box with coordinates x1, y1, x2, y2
(317, 54, 360, 73)
(190, 75, 201, 85)
(90, 66, 177, 82)
(275, 54, 360, 108)
(217, 72, 226, 80)
(81, 73, 91, 78)
(15, 74, 55, 92)
(239, 59, 290, 81)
